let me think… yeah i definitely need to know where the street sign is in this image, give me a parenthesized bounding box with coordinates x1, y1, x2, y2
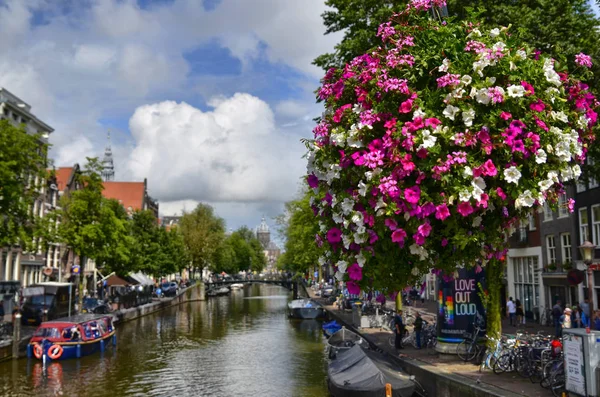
(71, 265, 81, 275)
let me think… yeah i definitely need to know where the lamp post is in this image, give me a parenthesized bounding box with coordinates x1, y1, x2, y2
(579, 240, 596, 330)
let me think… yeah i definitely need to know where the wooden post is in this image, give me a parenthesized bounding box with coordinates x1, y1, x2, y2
(293, 281, 298, 300)
(385, 383, 392, 397)
(12, 313, 21, 359)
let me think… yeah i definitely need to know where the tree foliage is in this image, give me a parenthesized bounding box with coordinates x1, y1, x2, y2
(0, 120, 49, 247)
(275, 189, 323, 274)
(212, 226, 267, 274)
(179, 203, 226, 272)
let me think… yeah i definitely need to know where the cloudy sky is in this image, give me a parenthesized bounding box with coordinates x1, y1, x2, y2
(0, 0, 342, 235)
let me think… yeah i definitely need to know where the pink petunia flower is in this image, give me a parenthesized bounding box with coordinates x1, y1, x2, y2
(326, 228, 342, 244)
(482, 159, 497, 176)
(435, 204, 450, 220)
(384, 218, 398, 231)
(346, 281, 361, 295)
(575, 53, 593, 68)
(404, 186, 421, 204)
(348, 263, 363, 281)
(441, 238, 449, 247)
(500, 112, 512, 120)
(307, 174, 319, 188)
(457, 201, 474, 217)
(496, 187, 507, 200)
(391, 228, 407, 246)
(529, 99, 545, 112)
(417, 222, 432, 237)
(567, 198, 576, 213)
(413, 233, 426, 245)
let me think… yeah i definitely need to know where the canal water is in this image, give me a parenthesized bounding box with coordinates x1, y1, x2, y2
(0, 284, 330, 397)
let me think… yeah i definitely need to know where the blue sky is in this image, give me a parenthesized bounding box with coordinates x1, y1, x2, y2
(0, 0, 340, 238)
(2, 0, 599, 240)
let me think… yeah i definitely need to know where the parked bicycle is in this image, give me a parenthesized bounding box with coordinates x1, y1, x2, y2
(456, 322, 485, 362)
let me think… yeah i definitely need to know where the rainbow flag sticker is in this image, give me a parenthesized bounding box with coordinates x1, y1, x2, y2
(445, 295, 454, 325)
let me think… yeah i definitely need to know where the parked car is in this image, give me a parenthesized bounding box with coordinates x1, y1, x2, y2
(160, 282, 179, 297)
(82, 298, 111, 314)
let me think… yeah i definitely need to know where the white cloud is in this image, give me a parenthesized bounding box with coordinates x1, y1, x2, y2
(127, 93, 306, 204)
(275, 99, 312, 119)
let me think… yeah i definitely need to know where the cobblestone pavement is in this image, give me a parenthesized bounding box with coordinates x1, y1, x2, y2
(308, 290, 556, 397)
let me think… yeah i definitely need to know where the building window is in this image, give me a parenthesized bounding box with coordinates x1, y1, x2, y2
(547, 235, 556, 264)
(593, 205, 600, 246)
(544, 203, 553, 221)
(590, 159, 599, 189)
(513, 256, 539, 318)
(558, 193, 569, 218)
(528, 213, 536, 230)
(580, 208, 589, 245)
(561, 233, 572, 264)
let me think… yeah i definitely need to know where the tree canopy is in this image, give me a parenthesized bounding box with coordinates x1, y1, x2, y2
(0, 120, 49, 247)
(179, 203, 226, 272)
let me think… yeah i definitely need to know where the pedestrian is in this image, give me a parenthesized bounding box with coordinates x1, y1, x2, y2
(515, 299, 524, 325)
(594, 310, 600, 330)
(394, 309, 404, 351)
(507, 297, 516, 326)
(573, 305, 583, 329)
(560, 308, 573, 334)
(552, 300, 563, 337)
(413, 311, 423, 349)
(580, 298, 591, 327)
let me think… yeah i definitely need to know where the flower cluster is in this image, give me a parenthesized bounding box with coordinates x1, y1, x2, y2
(308, 0, 598, 293)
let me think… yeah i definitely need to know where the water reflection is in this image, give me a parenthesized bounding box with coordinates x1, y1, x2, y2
(0, 284, 329, 397)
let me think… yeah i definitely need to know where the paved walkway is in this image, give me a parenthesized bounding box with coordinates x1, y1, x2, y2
(308, 289, 556, 397)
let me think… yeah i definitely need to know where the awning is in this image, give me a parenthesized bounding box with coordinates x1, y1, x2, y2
(128, 272, 154, 286)
(105, 274, 132, 287)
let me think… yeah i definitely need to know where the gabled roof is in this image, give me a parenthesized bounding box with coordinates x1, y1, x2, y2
(55, 167, 75, 192)
(102, 181, 145, 212)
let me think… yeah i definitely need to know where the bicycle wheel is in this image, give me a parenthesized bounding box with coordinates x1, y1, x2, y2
(529, 363, 543, 384)
(516, 356, 534, 378)
(457, 339, 478, 362)
(388, 335, 395, 347)
(550, 373, 565, 397)
(493, 352, 513, 374)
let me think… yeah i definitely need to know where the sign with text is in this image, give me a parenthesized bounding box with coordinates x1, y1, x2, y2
(564, 334, 586, 395)
(437, 267, 486, 343)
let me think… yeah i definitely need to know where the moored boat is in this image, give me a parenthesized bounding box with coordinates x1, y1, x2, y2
(328, 344, 415, 397)
(326, 326, 364, 359)
(287, 299, 325, 319)
(230, 283, 244, 290)
(28, 314, 116, 361)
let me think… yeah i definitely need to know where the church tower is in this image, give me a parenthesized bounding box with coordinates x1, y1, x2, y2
(101, 131, 115, 182)
(256, 216, 270, 249)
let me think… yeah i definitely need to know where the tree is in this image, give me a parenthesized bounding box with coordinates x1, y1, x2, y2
(95, 200, 135, 277)
(155, 226, 189, 278)
(57, 158, 130, 307)
(0, 120, 49, 247)
(275, 189, 323, 274)
(128, 209, 162, 275)
(314, 0, 600, 76)
(212, 236, 239, 274)
(179, 203, 226, 274)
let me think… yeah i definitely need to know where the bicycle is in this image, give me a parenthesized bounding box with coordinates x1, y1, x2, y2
(457, 323, 485, 362)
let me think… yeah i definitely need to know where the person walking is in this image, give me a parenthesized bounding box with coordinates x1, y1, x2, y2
(394, 309, 404, 351)
(515, 299, 524, 325)
(594, 310, 600, 330)
(573, 305, 583, 329)
(413, 312, 423, 349)
(552, 300, 563, 337)
(507, 297, 516, 326)
(580, 298, 591, 327)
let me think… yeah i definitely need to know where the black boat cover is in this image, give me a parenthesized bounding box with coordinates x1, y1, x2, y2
(328, 345, 415, 397)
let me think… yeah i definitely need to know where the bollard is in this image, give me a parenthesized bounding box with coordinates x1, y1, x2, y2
(100, 339, 105, 353)
(112, 334, 117, 346)
(76, 344, 81, 358)
(385, 383, 392, 397)
(27, 343, 32, 359)
(12, 313, 21, 360)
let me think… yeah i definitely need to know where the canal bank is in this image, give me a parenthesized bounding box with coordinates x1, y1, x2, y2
(0, 282, 206, 361)
(308, 288, 548, 397)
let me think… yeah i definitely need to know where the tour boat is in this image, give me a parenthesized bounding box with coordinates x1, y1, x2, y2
(287, 299, 325, 319)
(28, 314, 116, 361)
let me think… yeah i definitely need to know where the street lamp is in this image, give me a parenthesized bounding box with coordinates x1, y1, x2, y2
(579, 240, 596, 330)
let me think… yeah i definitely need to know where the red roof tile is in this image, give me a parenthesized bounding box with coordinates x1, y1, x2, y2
(55, 167, 74, 192)
(102, 181, 145, 212)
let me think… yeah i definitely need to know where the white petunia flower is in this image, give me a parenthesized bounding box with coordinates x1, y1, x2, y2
(438, 58, 451, 72)
(420, 129, 437, 149)
(341, 198, 355, 215)
(472, 216, 483, 227)
(443, 105, 460, 120)
(515, 50, 527, 60)
(507, 85, 525, 97)
(413, 108, 426, 120)
(504, 166, 522, 184)
(572, 164, 582, 179)
(409, 244, 429, 260)
(459, 189, 472, 202)
(515, 190, 536, 208)
(356, 252, 366, 267)
(332, 212, 343, 224)
(551, 111, 569, 123)
(336, 260, 348, 274)
(463, 108, 476, 127)
(461, 75, 472, 86)
(351, 211, 364, 226)
(468, 28, 482, 38)
(352, 103, 365, 114)
(489, 28, 500, 38)
(535, 149, 547, 164)
(547, 170, 559, 182)
(358, 180, 368, 197)
(342, 234, 352, 250)
(462, 166, 473, 178)
(561, 167, 575, 182)
(472, 177, 486, 191)
(474, 89, 491, 105)
(538, 179, 553, 192)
